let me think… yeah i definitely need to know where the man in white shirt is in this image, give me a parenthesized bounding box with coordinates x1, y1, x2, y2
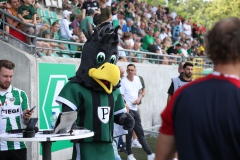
(120, 64, 155, 160)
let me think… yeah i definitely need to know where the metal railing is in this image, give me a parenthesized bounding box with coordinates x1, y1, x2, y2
(0, 8, 37, 55)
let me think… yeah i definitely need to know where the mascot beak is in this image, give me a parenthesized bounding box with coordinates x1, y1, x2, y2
(88, 62, 120, 94)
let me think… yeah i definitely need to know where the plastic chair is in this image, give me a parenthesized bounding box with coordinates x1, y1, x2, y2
(60, 44, 70, 54)
(61, 54, 71, 58)
(49, 19, 57, 26)
(50, 53, 60, 57)
(38, 52, 46, 56)
(54, 32, 60, 40)
(37, 8, 43, 17)
(42, 10, 50, 18)
(42, 17, 50, 25)
(50, 12, 58, 19)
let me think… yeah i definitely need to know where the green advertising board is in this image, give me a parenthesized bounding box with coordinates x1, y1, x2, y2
(38, 63, 76, 153)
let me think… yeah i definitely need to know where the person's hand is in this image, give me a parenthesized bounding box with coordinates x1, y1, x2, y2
(22, 10, 29, 16)
(133, 98, 141, 105)
(23, 109, 33, 120)
(119, 113, 135, 131)
(33, 20, 37, 26)
(59, 44, 66, 50)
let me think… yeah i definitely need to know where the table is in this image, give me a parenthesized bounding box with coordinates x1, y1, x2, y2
(0, 130, 94, 160)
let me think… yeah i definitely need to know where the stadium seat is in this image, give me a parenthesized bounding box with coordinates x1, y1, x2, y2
(50, 53, 60, 57)
(37, 8, 43, 17)
(70, 44, 78, 51)
(42, 10, 50, 18)
(50, 12, 58, 19)
(54, 32, 60, 40)
(60, 44, 71, 54)
(61, 54, 71, 58)
(42, 17, 50, 25)
(49, 19, 57, 25)
(38, 52, 46, 56)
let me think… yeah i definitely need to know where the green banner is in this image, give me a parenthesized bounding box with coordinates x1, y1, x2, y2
(38, 63, 76, 153)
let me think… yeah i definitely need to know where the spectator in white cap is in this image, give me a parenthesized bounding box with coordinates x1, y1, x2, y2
(60, 10, 79, 42)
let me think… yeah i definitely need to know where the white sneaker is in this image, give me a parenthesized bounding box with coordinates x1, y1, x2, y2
(131, 140, 142, 148)
(147, 153, 155, 160)
(127, 154, 136, 160)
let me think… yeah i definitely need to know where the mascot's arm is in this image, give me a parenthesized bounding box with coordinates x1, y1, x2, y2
(114, 113, 135, 131)
(62, 103, 74, 112)
(62, 103, 82, 129)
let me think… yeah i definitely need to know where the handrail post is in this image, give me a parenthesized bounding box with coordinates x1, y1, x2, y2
(2, 12, 5, 40)
(33, 26, 37, 56)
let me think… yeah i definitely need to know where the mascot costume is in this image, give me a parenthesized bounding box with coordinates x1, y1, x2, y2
(56, 22, 135, 160)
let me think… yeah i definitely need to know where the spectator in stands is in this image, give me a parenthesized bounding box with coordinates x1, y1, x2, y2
(37, 22, 66, 56)
(77, 0, 84, 9)
(122, 32, 134, 47)
(122, 19, 134, 33)
(60, 10, 79, 42)
(70, 13, 82, 30)
(118, 39, 127, 62)
(17, 0, 37, 45)
(62, 0, 71, 10)
(69, 0, 81, 21)
(172, 20, 182, 42)
(6, 0, 26, 42)
(129, 41, 142, 63)
(125, 2, 134, 22)
(78, 31, 86, 43)
(112, 11, 125, 28)
(138, 21, 146, 38)
(181, 43, 189, 58)
(74, 31, 86, 58)
(35, 15, 49, 35)
(79, 9, 94, 34)
(159, 28, 168, 41)
(182, 19, 191, 37)
(98, 0, 112, 24)
(81, 0, 101, 25)
(142, 28, 154, 51)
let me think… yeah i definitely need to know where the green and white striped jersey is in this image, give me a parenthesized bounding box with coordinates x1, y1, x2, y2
(0, 85, 29, 151)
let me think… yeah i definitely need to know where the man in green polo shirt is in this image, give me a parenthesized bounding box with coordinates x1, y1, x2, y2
(79, 9, 94, 33)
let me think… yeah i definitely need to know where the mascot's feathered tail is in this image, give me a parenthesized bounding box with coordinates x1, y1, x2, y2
(71, 22, 121, 94)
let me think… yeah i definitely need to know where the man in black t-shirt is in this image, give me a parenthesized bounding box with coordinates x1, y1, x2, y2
(81, 0, 101, 25)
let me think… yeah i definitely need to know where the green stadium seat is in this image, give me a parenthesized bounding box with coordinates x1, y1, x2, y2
(50, 53, 60, 57)
(50, 11, 58, 19)
(37, 8, 43, 17)
(54, 32, 60, 40)
(39, 52, 46, 56)
(42, 10, 50, 18)
(49, 19, 57, 25)
(42, 17, 50, 25)
(61, 54, 71, 58)
(70, 44, 78, 51)
(60, 44, 71, 54)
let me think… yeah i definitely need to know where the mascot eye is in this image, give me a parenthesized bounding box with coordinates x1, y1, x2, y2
(109, 55, 117, 64)
(96, 52, 105, 63)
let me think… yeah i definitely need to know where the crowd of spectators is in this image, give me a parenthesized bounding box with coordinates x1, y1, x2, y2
(0, 0, 207, 63)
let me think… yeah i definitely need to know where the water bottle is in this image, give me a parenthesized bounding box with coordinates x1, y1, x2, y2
(50, 112, 57, 129)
